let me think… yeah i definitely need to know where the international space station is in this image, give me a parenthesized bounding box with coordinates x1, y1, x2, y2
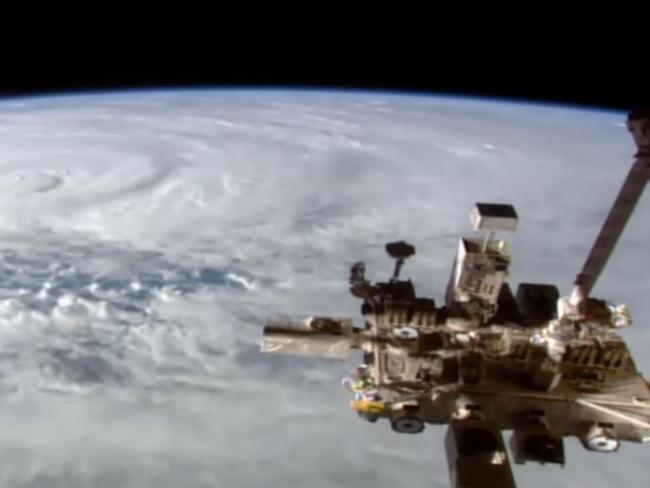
(261, 110, 650, 487)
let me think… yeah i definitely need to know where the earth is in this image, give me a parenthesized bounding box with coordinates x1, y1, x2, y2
(0, 90, 647, 488)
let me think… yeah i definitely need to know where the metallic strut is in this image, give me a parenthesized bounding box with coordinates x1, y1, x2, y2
(575, 398, 650, 431)
(573, 111, 650, 297)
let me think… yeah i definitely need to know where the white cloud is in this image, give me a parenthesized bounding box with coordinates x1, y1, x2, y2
(0, 92, 646, 487)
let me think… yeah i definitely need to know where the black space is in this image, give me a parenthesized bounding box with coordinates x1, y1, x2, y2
(0, 42, 645, 112)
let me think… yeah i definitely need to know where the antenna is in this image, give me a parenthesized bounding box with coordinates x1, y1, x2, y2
(571, 110, 650, 303)
(385, 241, 416, 282)
(349, 261, 379, 299)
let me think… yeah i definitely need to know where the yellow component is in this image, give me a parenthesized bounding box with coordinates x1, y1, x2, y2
(351, 399, 390, 415)
(352, 380, 366, 391)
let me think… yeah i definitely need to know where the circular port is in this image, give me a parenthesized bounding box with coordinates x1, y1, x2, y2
(390, 410, 425, 434)
(582, 425, 620, 453)
(392, 326, 419, 341)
